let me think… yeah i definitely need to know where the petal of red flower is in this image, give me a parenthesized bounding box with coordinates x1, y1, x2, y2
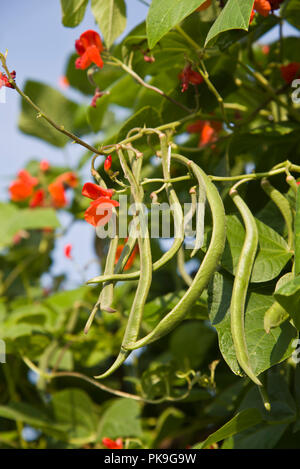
(9, 180, 34, 201)
(48, 181, 67, 208)
(18, 170, 38, 187)
(57, 171, 78, 188)
(84, 197, 119, 227)
(254, 0, 271, 16)
(104, 155, 112, 172)
(82, 182, 114, 200)
(86, 45, 104, 68)
(64, 244, 72, 259)
(102, 438, 123, 449)
(280, 62, 300, 84)
(30, 189, 45, 208)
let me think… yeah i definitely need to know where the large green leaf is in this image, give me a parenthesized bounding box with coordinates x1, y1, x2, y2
(87, 94, 110, 132)
(282, 0, 300, 30)
(0, 403, 66, 439)
(275, 276, 300, 330)
(18, 81, 83, 147)
(91, 0, 127, 49)
(222, 215, 292, 283)
(0, 203, 60, 249)
(51, 389, 97, 444)
(146, 0, 207, 49)
(170, 321, 216, 369)
(60, 0, 88, 27)
(205, 0, 254, 46)
(193, 409, 262, 449)
(208, 272, 297, 377)
(97, 399, 142, 440)
(117, 106, 161, 141)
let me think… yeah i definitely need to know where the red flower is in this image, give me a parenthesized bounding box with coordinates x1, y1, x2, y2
(0, 70, 16, 89)
(91, 88, 105, 108)
(104, 155, 112, 173)
(82, 182, 114, 199)
(82, 182, 119, 227)
(64, 243, 72, 259)
(280, 62, 300, 84)
(178, 65, 203, 92)
(9, 169, 38, 202)
(75, 30, 104, 70)
(48, 181, 67, 208)
(40, 160, 50, 172)
(254, 0, 272, 16)
(57, 171, 78, 188)
(102, 438, 123, 450)
(115, 239, 139, 271)
(30, 189, 45, 208)
(196, 0, 211, 11)
(187, 120, 222, 147)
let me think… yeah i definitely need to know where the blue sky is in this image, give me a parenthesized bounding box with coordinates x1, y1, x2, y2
(0, 1, 297, 288)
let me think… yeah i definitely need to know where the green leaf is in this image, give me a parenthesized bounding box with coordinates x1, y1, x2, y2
(97, 399, 142, 440)
(146, 0, 207, 49)
(87, 94, 110, 132)
(222, 215, 292, 283)
(205, 0, 254, 46)
(282, 0, 300, 30)
(60, 0, 88, 27)
(91, 0, 127, 49)
(117, 106, 161, 141)
(170, 321, 216, 369)
(222, 423, 288, 449)
(294, 185, 300, 276)
(0, 203, 60, 249)
(51, 389, 97, 444)
(193, 409, 262, 449)
(18, 81, 83, 147)
(275, 276, 300, 330)
(208, 272, 297, 377)
(0, 403, 66, 438)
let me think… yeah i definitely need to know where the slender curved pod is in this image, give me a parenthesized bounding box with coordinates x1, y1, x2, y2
(125, 154, 226, 350)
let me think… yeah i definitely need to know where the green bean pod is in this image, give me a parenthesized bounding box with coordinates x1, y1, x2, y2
(95, 148, 152, 379)
(125, 154, 226, 350)
(86, 142, 184, 286)
(190, 175, 206, 258)
(229, 188, 262, 387)
(261, 178, 294, 250)
(99, 235, 119, 312)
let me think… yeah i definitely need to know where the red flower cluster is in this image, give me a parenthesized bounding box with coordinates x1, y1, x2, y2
(82, 182, 119, 227)
(178, 65, 203, 92)
(115, 239, 139, 271)
(75, 30, 104, 70)
(187, 120, 222, 147)
(280, 62, 300, 84)
(9, 170, 38, 202)
(48, 172, 78, 208)
(250, 0, 284, 22)
(102, 438, 123, 450)
(9, 166, 78, 209)
(0, 70, 16, 89)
